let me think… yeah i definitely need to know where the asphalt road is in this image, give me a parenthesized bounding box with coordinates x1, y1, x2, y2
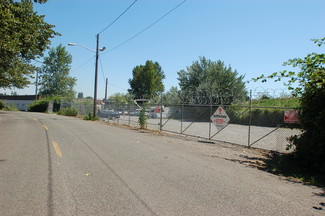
(0, 111, 324, 216)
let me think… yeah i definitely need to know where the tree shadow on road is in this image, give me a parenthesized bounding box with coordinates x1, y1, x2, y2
(217, 151, 325, 188)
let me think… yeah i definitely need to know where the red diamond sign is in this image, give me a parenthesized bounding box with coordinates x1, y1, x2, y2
(211, 107, 230, 131)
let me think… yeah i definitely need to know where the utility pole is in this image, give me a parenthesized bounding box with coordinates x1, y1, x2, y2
(35, 69, 39, 101)
(93, 33, 100, 118)
(105, 78, 108, 100)
(68, 34, 106, 118)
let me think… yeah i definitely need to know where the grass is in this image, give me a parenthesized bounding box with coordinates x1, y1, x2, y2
(83, 112, 99, 121)
(240, 97, 301, 108)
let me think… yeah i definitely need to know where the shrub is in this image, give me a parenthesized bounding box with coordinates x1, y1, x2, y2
(289, 88, 325, 175)
(138, 107, 147, 129)
(83, 112, 99, 121)
(2, 104, 19, 111)
(58, 107, 78, 116)
(0, 100, 7, 110)
(28, 99, 49, 112)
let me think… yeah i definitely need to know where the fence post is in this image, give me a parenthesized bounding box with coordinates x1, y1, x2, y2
(128, 103, 131, 126)
(209, 102, 212, 139)
(159, 93, 163, 131)
(181, 104, 184, 134)
(248, 89, 252, 147)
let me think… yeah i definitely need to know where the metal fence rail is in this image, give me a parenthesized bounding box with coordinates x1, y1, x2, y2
(58, 94, 301, 153)
(93, 102, 301, 153)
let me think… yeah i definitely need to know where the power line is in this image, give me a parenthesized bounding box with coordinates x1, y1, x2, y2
(70, 56, 95, 73)
(98, 0, 139, 35)
(103, 0, 187, 54)
(110, 83, 128, 91)
(99, 56, 106, 85)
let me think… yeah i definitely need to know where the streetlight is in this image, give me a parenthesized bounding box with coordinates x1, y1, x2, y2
(68, 34, 106, 117)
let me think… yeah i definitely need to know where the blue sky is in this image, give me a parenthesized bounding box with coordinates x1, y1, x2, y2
(3, 0, 325, 98)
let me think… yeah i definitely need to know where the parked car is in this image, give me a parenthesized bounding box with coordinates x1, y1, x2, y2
(130, 108, 149, 117)
(99, 109, 120, 119)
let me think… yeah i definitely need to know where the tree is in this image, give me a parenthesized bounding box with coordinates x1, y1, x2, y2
(109, 93, 131, 105)
(254, 37, 325, 175)
(0, 0, 58, 89)
(77, 92, 84, 99)
(150, 86, 182, 105)
(39, 45, 76, 99)
(177, 57, 247, 104)
(128, 60, 165, 98)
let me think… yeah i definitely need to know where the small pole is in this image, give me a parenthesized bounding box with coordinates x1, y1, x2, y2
(181, 104, 184, 134)
(105, 78, 108, 100)
(35, 69, 39, 101)
(248, 89, 252, 147)
(159, 92, 163, 131)
(209, 102, 212, 139)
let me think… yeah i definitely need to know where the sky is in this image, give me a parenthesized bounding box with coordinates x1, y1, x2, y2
(3, 0, 325, 99)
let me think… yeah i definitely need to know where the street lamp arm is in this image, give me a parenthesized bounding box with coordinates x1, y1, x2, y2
(68, 34, 105, 118)
(68, 42, 96, 53)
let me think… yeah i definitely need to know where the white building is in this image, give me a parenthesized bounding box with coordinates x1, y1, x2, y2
(0, 95, 38, 111)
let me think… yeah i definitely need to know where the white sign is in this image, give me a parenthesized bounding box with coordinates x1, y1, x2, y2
(211, 107, 230, 131)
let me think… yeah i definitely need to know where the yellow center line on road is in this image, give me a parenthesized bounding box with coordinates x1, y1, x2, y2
(52, 141, 63, 158)
(43, 125, 48, 131)
(26, 116, 38, 122)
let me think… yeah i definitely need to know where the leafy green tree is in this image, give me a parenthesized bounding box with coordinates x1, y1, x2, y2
(128, 60, 165, 98)
(77, 92, 84, 99)
(39, 45, 76, 99)
(151, 86, 182, 105)
(254, 37, 325, 176)
(0, 0, 58, 89)
(177, 57, 247, 104)
(109, 93, 127, 105)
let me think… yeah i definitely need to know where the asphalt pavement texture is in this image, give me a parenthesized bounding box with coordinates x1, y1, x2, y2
(0, 111, 324, 215)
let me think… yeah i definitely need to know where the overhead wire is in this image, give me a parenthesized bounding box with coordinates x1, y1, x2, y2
(99, 56, 106, 85)
(71, 0, 186, 94)
(98, 0, 139, 35)
(103, 0, 187, 54)
(70, 56, 95, 73)
(96, 0, 139, 87)
(71, 1, 138, 76)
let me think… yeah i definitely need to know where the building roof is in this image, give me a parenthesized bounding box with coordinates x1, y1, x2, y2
(0, 95, 38, 100)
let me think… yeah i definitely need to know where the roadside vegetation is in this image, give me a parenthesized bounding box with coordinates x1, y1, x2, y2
(138, 106, 148, 129)
(253, 37, 325, 186)
(0, 99, 19, 111)
(0, 99, 7, 110)
(246, 97, 300, 108)
(57, 107, 78, 117)
(83, 112, 99, 121)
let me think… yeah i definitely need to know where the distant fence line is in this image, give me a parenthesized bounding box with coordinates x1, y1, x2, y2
(55, 89, 300, 153)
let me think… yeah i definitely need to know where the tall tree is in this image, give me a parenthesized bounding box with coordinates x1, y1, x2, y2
(77, 92, 84, 99)
(177, 57, 247, 104)
(0, 0, 58, 89)
(39, 45, 76, 98)
(128, 60, 165, 98)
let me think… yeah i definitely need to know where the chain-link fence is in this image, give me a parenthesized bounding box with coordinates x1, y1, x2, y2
(59, 100, 93, 116)
(96, 101, 301, 153)
(56, 88, 301, 153)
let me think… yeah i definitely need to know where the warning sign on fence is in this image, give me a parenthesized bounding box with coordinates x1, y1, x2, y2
(210, 107, 230, 131)
(284, 110, 300, 124)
